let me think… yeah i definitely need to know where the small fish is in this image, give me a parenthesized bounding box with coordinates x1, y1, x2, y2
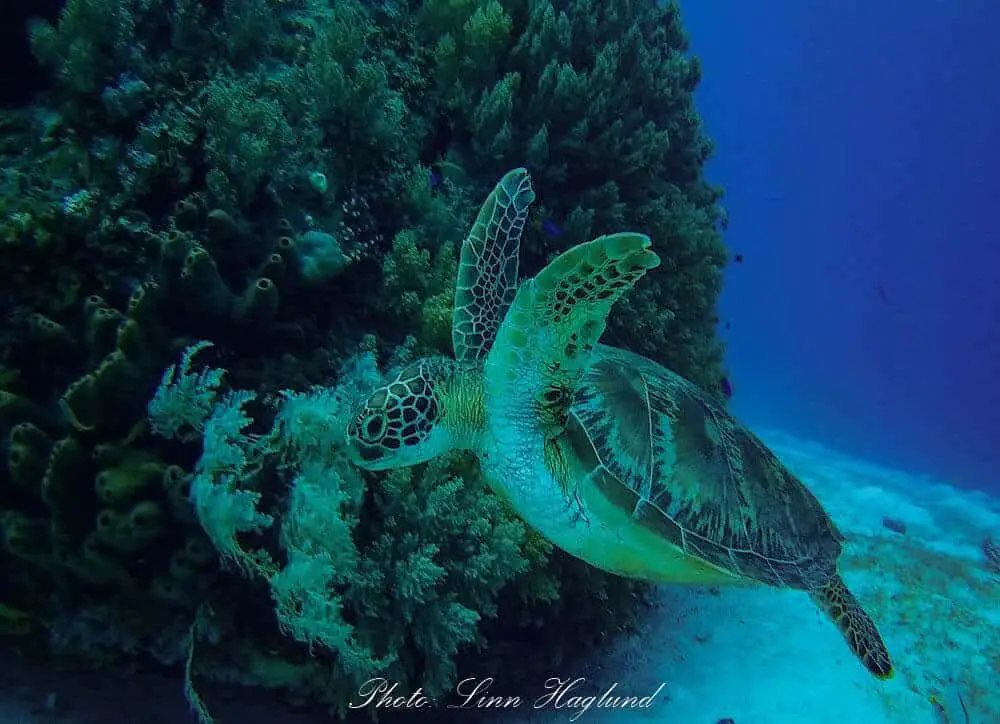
(881, 516, 907, 535)
(876, 281, 889, 305)
(428, 148, 469, 189)
(719, 376, 733, 399)
(541, 218, 564, 238)
(733, 253, 744, 263)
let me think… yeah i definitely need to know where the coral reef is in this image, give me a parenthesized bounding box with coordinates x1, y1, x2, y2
(0, 0, 725, 718)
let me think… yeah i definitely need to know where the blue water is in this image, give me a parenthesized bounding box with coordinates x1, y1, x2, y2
(682, 0, 1000, 493)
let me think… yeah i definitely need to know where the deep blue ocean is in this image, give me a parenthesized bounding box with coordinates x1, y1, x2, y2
(683, 0, 1000, 493)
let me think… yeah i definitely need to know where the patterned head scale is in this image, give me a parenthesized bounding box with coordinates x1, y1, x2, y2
(345, 359, 446, 470)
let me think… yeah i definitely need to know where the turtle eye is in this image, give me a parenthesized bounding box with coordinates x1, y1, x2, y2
(357, 410, 387, 443)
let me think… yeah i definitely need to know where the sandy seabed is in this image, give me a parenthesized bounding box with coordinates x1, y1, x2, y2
(2, 430, 997, 724)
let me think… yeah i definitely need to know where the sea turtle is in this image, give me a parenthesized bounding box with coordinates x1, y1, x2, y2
(345, 168, 893, 679)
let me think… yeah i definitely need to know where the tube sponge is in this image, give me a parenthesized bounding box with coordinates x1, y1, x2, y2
(180, 245, 233, 316)
(169, 548, 200, 582)
(182, 535, 215, 566)
(126, 279, 160, 322)
(94, 501, 165, 552)
(6, 422, 52, 493)
(163, 464, 196, 524)
(41, 436, 88, 513)
(94, 457, 164, 506)
(274, 236, 300, 275)
(1, 511, 52, 565)
(28, 313, 72, 345)
(257, 252, 285, 282)
(150, 575, 199, 607)
(233, 277, 279, 325)
(84, 301, 125, 359)
(67, 533, 133, 586)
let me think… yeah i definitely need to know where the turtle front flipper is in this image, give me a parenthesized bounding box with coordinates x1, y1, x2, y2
(810, 574, 894, 679)
(486, 233, 660, 435)
(452, 167, 536, 363)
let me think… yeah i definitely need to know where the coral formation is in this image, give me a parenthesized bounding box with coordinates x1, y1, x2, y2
(0, 0, 726, 718)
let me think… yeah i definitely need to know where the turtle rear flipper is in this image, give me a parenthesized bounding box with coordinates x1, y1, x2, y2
(810, 574, 894, 679)
(486, 233, 660, 431)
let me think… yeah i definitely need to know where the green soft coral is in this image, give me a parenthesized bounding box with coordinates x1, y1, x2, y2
(381, 231, 459, 353)
(28, 0, 136, 95)
(266, 397, 532, 712)
(149, 345, 534, 716)
(422, 0, 515, 111)
(270, 372, 530, 701)
(268, 459, 391, 680)
(412, 0, 728, 388)
(352, 454, 528, 694)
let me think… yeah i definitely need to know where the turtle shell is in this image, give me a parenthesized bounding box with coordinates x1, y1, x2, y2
(565, 344, 844, 590)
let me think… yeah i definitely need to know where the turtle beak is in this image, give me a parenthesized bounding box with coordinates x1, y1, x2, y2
(345, 438, 391, 470)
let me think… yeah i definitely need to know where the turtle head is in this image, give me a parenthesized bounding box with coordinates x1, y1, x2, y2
(345, 358, 454, 471)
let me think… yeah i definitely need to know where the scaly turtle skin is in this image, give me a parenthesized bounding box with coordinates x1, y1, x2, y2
(345, 169, 893, 680)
